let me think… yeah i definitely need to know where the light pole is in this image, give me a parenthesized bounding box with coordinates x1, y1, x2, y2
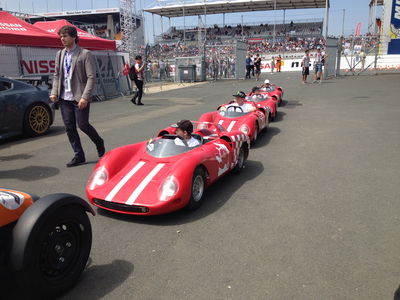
(342, 9, 345, 37)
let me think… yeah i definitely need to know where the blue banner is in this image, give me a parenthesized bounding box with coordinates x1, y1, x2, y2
(388, 0, 400, 54)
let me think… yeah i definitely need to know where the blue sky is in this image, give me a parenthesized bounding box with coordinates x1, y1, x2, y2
(1, 0, 381, 43)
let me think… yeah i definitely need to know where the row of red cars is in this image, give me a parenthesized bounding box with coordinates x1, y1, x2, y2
(86, 81, 284, 216)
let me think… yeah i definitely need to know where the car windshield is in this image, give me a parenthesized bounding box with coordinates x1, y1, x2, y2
(146, 135, 197, 158)
(218, 109, 250, 118)
(248, 95, 265, 103)
(260, 86, 276, 92)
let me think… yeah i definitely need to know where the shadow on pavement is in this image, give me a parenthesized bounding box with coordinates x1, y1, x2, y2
(273, 111, 286, 122)
(0, 126, 65, 147)
(1, 259, 133, 300)
(0, 166, 59, 181)
(61, 259, 134, 300)
(252, 127, 281, 149)
(0, 154, 34, 161)
(98, 160, 264, 225)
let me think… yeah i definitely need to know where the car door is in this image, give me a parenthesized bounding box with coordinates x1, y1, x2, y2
(0, 79, 22, 138)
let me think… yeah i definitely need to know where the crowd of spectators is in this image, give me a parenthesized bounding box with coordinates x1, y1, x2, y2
(161, 21, 322, 42)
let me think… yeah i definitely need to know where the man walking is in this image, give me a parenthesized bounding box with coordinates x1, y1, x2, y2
(313, 47, 327, 83)
(131, 55, 146, 105)
(270, 56, 275, 74)
(254, 54, 262, 81)
(301, 50, 310, 84)
(50, 25, 105, 167)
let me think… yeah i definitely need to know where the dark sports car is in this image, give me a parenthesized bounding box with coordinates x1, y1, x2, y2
(0, 77, 54, 139)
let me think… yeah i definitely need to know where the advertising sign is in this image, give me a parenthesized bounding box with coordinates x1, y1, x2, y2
(388, 0, 400, 54)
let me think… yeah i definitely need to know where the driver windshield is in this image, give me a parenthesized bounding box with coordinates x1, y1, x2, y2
(249, 95, 265, 103)
(261, 86, 276, 92)
(146, 136, 197, 158)
(218, 107, 250, 118)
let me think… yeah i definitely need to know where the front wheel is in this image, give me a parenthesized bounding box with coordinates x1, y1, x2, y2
(186, 168, 206, 211)
(233, 145, 246, 174)
(14, 205, 92, 298)
(251, 123, 259, 145)
(24, 103, 51, 136)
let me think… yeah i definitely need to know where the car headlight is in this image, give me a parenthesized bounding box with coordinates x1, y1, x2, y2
(240, 124, 250, 135)
(88, 166, 108, 190)
(159, 176, 178, 201)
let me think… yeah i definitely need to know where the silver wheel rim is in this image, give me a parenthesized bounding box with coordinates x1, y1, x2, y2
(192, 175, 204, 202)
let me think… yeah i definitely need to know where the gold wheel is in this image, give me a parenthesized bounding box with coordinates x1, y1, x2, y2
(26, 104, 50, 135)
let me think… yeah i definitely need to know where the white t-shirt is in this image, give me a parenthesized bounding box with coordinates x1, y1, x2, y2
(302, 55, 310, 67)
(135, 63, 144, 80)
(227, 102, 254, 112)
(174, 136, 200, 147)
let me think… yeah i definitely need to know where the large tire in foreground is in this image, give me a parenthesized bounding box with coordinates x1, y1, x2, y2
(186, 167, 206, 211)
(14, 205, 92, 298)
(23, 103, 51, 136)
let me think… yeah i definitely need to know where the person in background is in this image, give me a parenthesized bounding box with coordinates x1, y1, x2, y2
(131, 55, 146, 105)
(250, 55, 255, 77)
(50, 25, 105, 167)
(270, 56, 275, 74)
(254, 54, 262, 81)
(301, 49, 310, 84)
(313, 47, 327, 83)
(276, 55, 282, 72)
(245, 55, 252, 79)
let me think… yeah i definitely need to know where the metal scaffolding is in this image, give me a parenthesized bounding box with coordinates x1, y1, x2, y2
(119, 0, 136, 61)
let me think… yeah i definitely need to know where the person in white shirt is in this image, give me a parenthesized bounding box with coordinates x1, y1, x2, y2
(301, 49, 310, 84)
(220, 91, 256, 113)
(173, 120, 200, 147)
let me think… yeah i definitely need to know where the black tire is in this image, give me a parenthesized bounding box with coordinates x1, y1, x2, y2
(186, 167, 206, 211)
(15, 205, 92, 298)
(24, 103, 51, 136)
(233, 145, 246, 174)
(251, 123, 259, 145)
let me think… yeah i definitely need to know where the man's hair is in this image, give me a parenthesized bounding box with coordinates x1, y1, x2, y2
(305, 49, 309, 53)
(58, 25, 79, 43)
(135, 55, 142, 60)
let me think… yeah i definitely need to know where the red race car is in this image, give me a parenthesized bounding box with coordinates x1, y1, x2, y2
(245, 93, 278, 122)
(249, 80, 284, 106)
(198, 101, 269, 145)
(86, 122, 250, 215)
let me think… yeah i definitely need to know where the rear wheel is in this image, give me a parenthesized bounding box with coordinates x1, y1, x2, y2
(24, 103, 51, 136)
(186, 167, 206, 211)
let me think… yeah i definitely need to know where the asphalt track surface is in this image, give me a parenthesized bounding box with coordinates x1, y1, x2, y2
(1, 73, 400, 299)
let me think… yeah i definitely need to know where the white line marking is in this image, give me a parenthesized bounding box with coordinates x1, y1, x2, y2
(105, 161, 146, 201)
(125, 163, 165, 205)
(227, 121, 236, 132)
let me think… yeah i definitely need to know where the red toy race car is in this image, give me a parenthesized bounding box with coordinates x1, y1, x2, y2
(249, 81, 284, 106)
(246, 94, 278, 122)
(86, 122, 250, 216)
(198, 101, 269, 144)
(0, 188, 94, 298)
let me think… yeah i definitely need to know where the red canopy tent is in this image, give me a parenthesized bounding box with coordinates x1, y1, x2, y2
(34, 19, 116, 51)
(0, 11, 61, 48)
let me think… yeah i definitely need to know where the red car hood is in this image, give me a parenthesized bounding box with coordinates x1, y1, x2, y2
(209, 112, 248, 132)
(96, 156, 179, 207)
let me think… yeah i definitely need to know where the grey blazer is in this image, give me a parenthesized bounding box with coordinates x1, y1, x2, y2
(51, 45, 96, 102)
